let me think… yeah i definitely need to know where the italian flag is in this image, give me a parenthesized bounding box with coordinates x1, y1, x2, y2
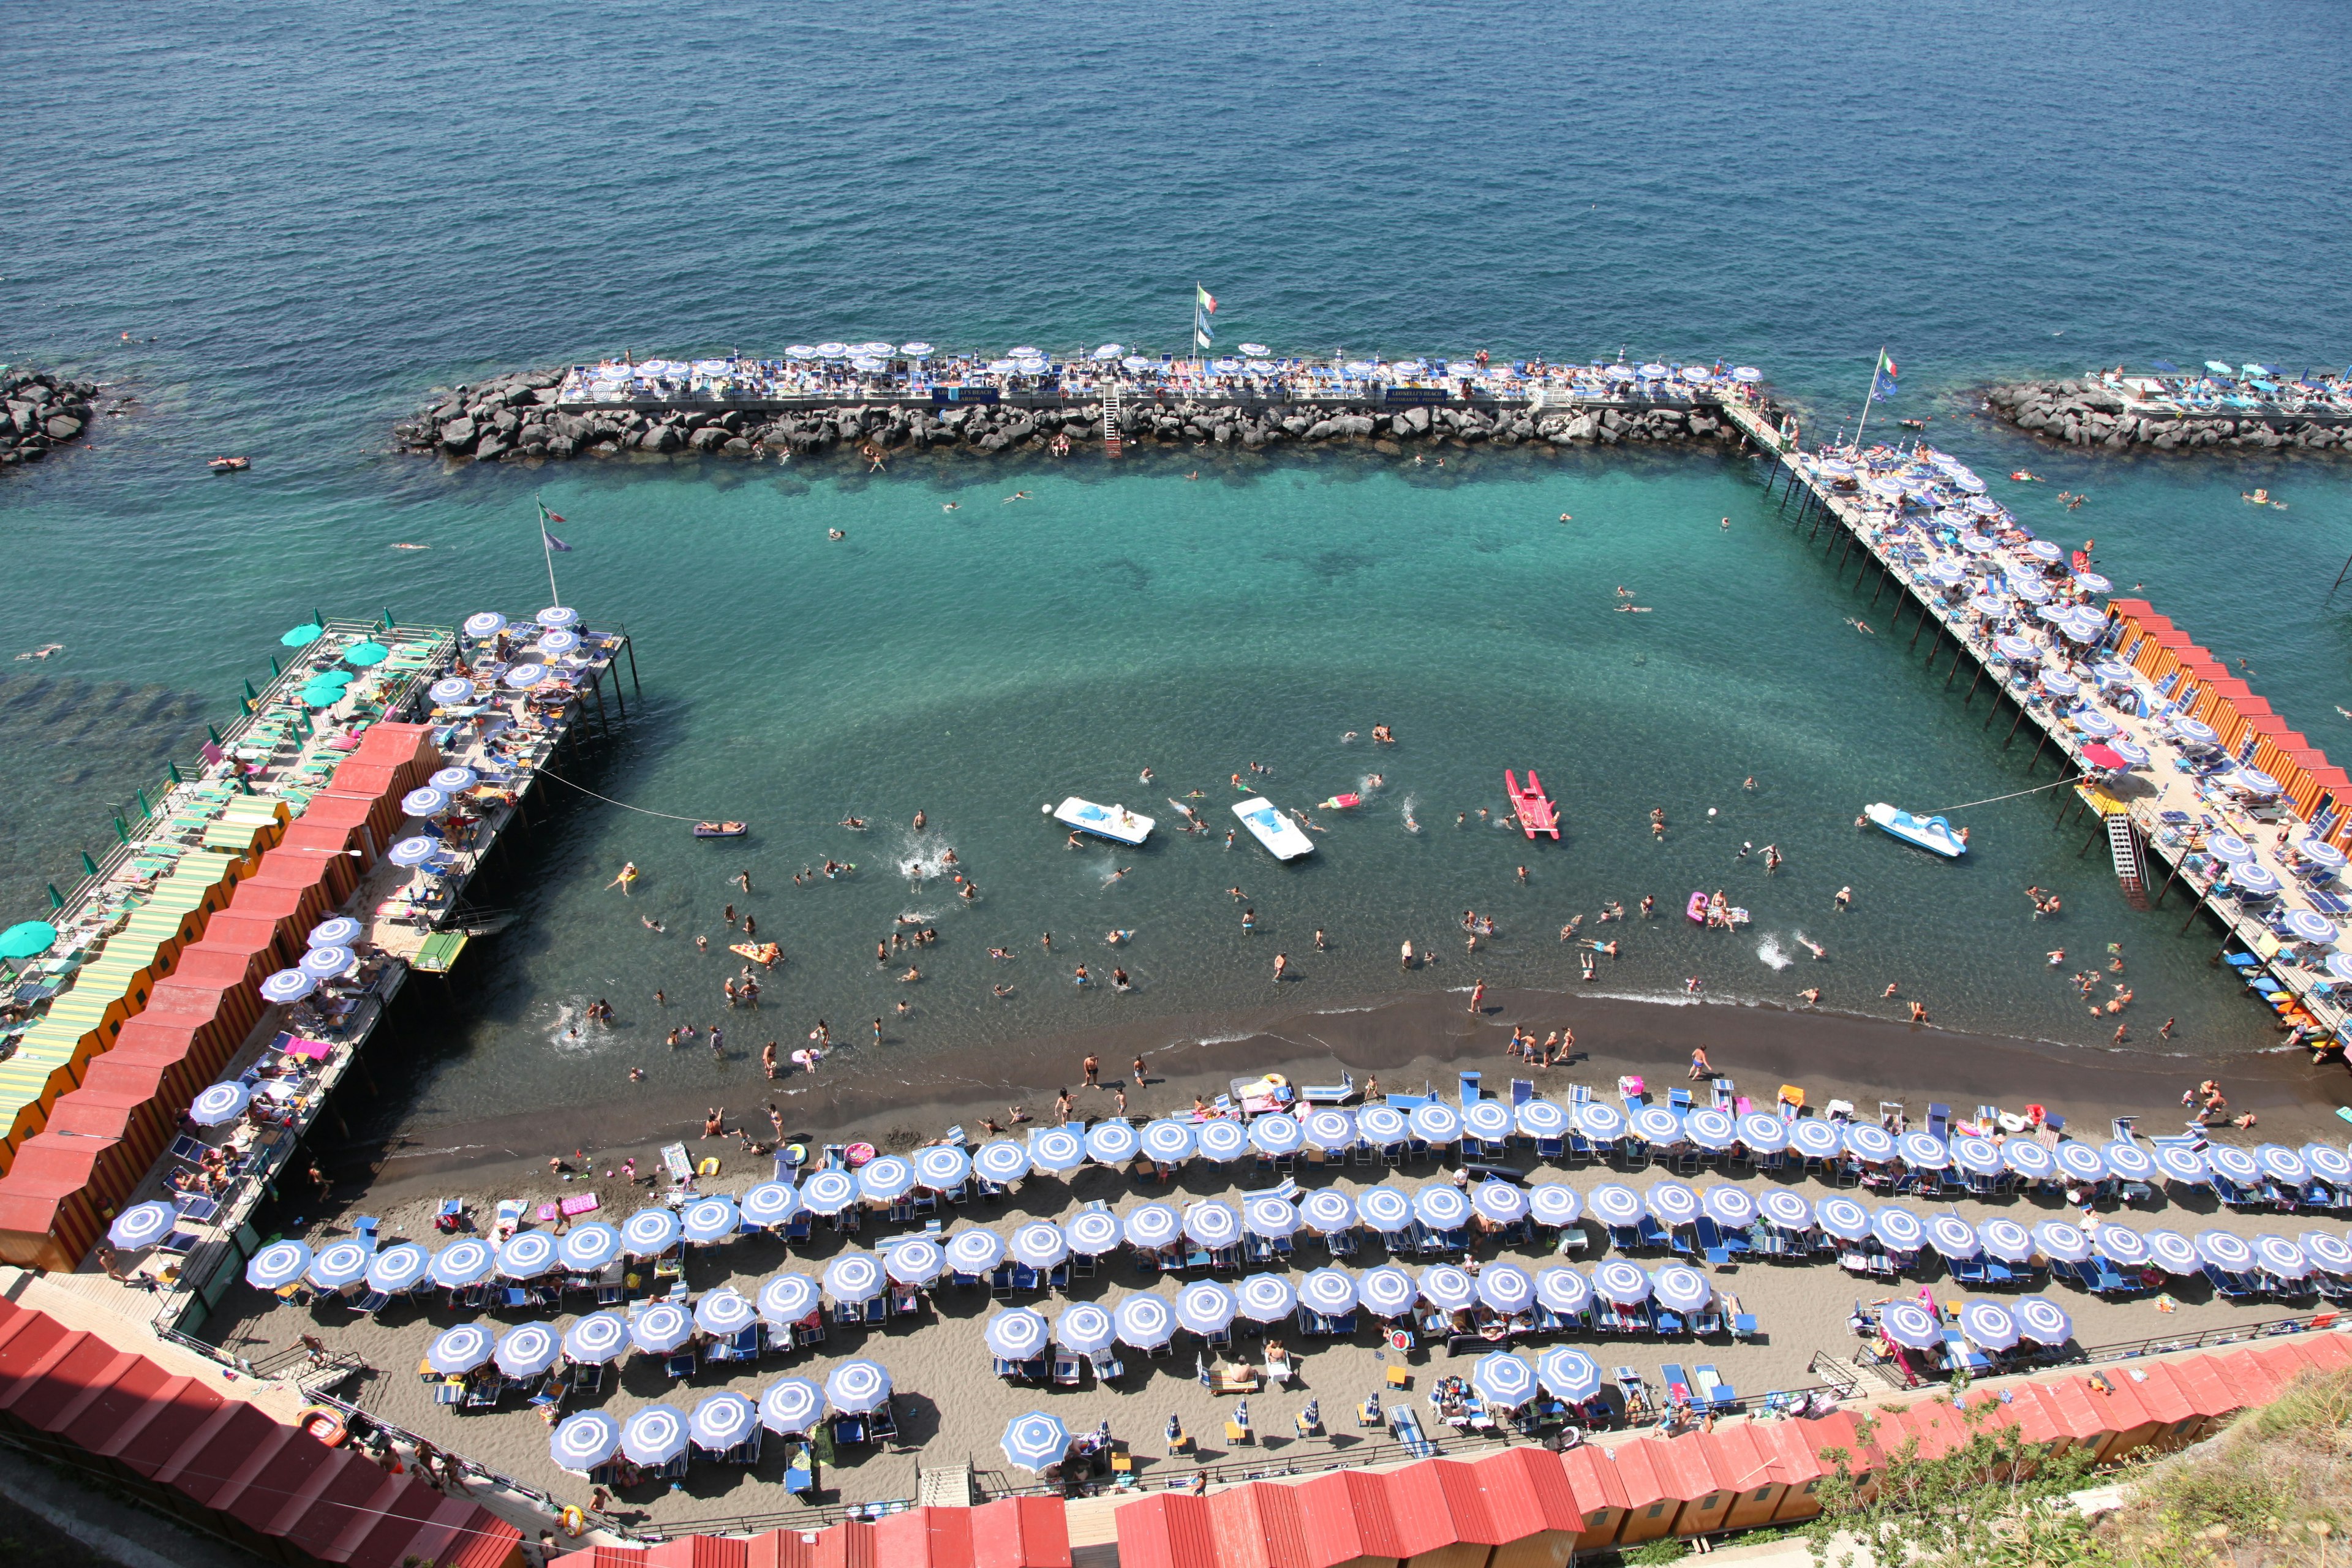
(1196, 285, 1217, 314)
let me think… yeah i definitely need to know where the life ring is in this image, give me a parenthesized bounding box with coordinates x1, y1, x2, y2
(560, 1504, 587, 1537)
(298, 1406, 347, 1447)
(696, 1157, 721, 1177)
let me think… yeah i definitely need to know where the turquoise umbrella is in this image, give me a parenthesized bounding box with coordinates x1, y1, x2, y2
(342, 641, 390, 668)
(300, 684, 345, 708)
(0, 921, 58, 960)
(280, 624, 323, 647)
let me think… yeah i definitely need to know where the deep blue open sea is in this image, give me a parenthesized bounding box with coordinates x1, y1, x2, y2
(6, 1, 2352, 1124)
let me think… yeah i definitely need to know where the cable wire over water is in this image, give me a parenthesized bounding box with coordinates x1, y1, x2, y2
(1921, 775, 2079, 815)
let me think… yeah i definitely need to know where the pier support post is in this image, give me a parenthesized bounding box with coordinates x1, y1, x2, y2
(1869, 567, 1889, 608)
(2179, 895, 2206, 936)
(2003, 706, 2029, 748)
(1964, 666, 1985, 709)
(1909, 613, 1929, 650)
(2029, 730, 2050, 772)
(591, 677, 612, 738)
(1943, 650, 1964, 690)
(625, 636, 641, 696)
(2079, 823, 2101, 858)
(2152, 856, 2183, 908)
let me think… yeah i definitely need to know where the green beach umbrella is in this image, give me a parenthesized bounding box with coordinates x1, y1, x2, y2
(280, 623, 324, 647)
(342, 641, 390, 668)
(0, 922, 57, 960)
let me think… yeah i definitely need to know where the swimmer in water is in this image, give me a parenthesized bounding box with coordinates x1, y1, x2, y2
(1799, 987, 1820, 1005)
(606, 862, 639, 895)
(827, 529, 845, 540)
(1341, 731, 1359, 742)
(1139, 767, 1153, 783)
(641, 916, 663, 932)
(1003, 491, 1031, 503)
(1559, 512, 1572, 522)
(942, 502, 960, 512)
(992, 984, 1013, 998)
(1797, 936, 1824, 959)
(839, 815, 865, 829)
(1847, 618, 1872, 633)
(1106, 866, 1131, 883)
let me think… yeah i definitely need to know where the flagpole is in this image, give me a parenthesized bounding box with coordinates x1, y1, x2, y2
(1850, 345, 1887, 454)
(537, 494, 561, 609)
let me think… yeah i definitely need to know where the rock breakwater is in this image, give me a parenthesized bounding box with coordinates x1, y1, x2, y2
(398, 369, 1751, 464)
(1, 367, 100, 469)
(1988, 380, 2352, 454)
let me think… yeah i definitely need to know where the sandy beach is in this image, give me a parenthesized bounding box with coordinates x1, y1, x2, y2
(179, 987, 2352, 1533)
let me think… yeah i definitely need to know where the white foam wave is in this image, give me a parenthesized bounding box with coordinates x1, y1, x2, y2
(1755, 934, 1792, 971)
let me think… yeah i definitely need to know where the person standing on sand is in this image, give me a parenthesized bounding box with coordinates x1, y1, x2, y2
(1132, 1055, 1147, 1085)
(1055, 1088, 1072, 1124)
(1689, 1046, 1710, 1080)
(1468, 979, 1485, 1014)
(1084, 1054, 1101, 1089)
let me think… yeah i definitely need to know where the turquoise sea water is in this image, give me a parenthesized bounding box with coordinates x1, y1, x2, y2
(6, 2, 2352, 1124)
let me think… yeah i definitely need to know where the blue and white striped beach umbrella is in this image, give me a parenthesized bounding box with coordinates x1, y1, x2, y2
(1237, 1274, 1297, 1322)
(1029, 1128, 1085, 1173)
(1737, 1112, 1790, 1153)
(944, 1228, 1006, 1276)
(1872, 1207, 1925, 1253)
(1358, 1186, 1412, 1233)
(1418, 1264, 1475, 1312)
(986, 1308, 1050, 1360)
(383, 839, 440, 870)
(1700, 1186, 1755, 1229)
(1175, 1281, 1237, 1334)
(1513, 1099, 1567, 1139)
(503, 663, 549, 690)
(1592, 1260, 1652, 1306)
(740, 1183, 801, 1230)
(695, 1287, 758, 1336)
(1249, 1113, 1305, 1156)
(1789, 1119, 1842, 1161)
(1477, 1263, 1534, 1314)
(1960, 1300, 2018, 1351)
(1409, 1102, 1462, 1145)
(1055, 1302, 1115, 1354)
(1536, 1267, 1592, 1315)
(1925, 1213, 1981, 1258)
(914, 1144, 971, 1191)
(1951, 1136, 2003, 1176)
(2144, 1230, 2200, 1276)
(823, 1253, 884, 1302)
(2253, 1234, 2310, 1280)
(1414, 1183, 1470, 1231)
(306, 915, 363, 949)
(427, 1237, 494, 1289)
(557, 1223, 623, 1273)
(623, 1206, 683, 1255)
(1011, 1221, 1069, 1269)
(429, 676, 477, 704)
(1537, 1346, 1602, 1401)
(1529, 1184, 1582, 1227)
(497, 1230, 558, 1280)
(824, 1360, 891, 1413)
(1879, 1299, 1940, 1351)
(1121, 1204, 1180, 1251)
(1816, 1197, 1870, 1242)
(2092, 1224, 2149, 1268)
(1645, 1181, 1699, 1227)
(2255, 1145, 2308, 1183)
(300, 944, 356, 978)
(2206, 1144, 2261, 1184)
(1114, 1292, 1176, 1349)
(1140, 1120, 1196, 1163)
(2031, 1220, 2090, 1264)
(1299, 1268, 1359, 1315)
(365, 1242, 431, 1294)
(690, 1391, 758, 1452)
(2151, 1144, 2209, 1185)
(856, 1156, 915, 1203)
(2305, 1144, 2352, 1183)
(2002, 1139, 2056, 1180)
(1757, 1189, 1813, 1232)
(495, 1322, 560, 1378)
(1085, 1120, 1141, 1165)
(1300, 1188, 1356, 1233)
(551, 1410, 620, 1471)
(621, 1404, 689, 1466)
(1061, 1210, 1121, 1257)
(629, 1301, 692, 1354)
(680, 1196, 740, 1244)
(1651, 1265, 1711, 1314)
(1183, 1202, 1242, 1250)
(1002, 1411, 1072, 1472)
(307, 1240, 372, 1291)
(759, 1378, 823, 1434)
(797, 1169, 858, 1216)
(1684, 1107, 1738, 1151)
(427, 1322, 493, 1374)
(1358, 1106, 1409, 1146)
(1472, 1351, 1537, 1409)
(2053, 1141, 2108, 1184)
(1472, 1182, 1528, 1225)
(1245, 1194, 1301, 1238)
(190, 1082, 252, 1126)
(1587, 1183, 1643, 1227)
(1631, 1106, 1683, 1146)
(1358, 1265, 1417, 1317)
(1303, 1108, 1357, 1151)
(1463, 1099, 1512, 1144)
(2284, 910, 2337, 947)
(1196, 1118, 1249, 1161)
(2100, 1140, 2155, 1182)
(107, 1202, 176, 1250)
(757, 1272, 820, 1325)
(563, 1311, 628, 1363)
(2013, 1295, 2072, 1345)
(1978, 1218, 2034, 1262)
(1844, 1123, 1896, 1163)
(973, 1140, 1031, 1184)
(2298, 1231, 2352, 1276)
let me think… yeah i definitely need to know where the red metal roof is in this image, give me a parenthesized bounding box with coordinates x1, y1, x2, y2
(1207, 1482, 1308, 1568)
(1295, 1469, 1405, 1563)
(1468, 1446, 1586, 1538)
(1117, 1494, 1217, 1568)
(1556, 1441, 1630, 1518)
(1605, 1437, 1673, 1511)
(1382, 1457, 1491, 1555)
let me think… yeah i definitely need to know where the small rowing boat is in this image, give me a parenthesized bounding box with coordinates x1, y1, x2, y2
(693, 821, 747, 838)
(1049, 797, 1154, 845)
(1504, 769, 1559, 839)
(1864, 802, 1966, 858)
(1232, 797, 1315, 861)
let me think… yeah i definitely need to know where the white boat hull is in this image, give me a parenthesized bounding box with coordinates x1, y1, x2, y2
(1864, 801, 1966, 858)
(1233, 797, 1315, 861)
(1053, 797, 1154, 845)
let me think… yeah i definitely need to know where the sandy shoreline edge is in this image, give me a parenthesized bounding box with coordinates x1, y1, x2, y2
(345, 986, 2351, 1208)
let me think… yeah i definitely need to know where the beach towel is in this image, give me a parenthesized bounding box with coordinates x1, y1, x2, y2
(282, 1036, 333, 1060)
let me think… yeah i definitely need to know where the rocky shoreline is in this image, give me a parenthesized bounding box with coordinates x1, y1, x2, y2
(397, 368, 1756, 462)
(1988, 379, 2352, 454)
(2, 367, 100, 469)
